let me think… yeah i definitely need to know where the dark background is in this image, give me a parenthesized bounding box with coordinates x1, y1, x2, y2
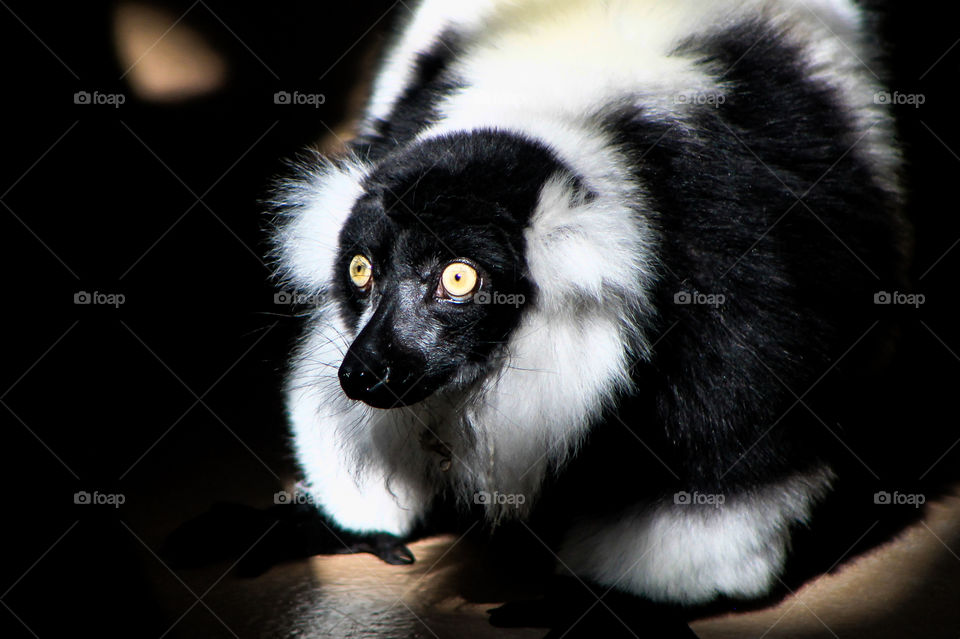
(1, 1, 958, 636)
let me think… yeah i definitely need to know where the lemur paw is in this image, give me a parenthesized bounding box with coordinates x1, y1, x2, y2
(343, 532, 415, 565)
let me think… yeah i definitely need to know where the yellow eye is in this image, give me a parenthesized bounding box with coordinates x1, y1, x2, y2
(440, 261, 479, 299)
(349, 255, 373, 290)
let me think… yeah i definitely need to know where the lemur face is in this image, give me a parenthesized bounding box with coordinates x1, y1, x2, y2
(331, 131, 563, 408)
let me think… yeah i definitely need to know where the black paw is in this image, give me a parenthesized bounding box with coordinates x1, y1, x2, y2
(342, 532, 415, 565)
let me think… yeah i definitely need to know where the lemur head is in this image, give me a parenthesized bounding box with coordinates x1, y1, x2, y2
(276, 126, 650, 416)
(332, 130, 566, 408)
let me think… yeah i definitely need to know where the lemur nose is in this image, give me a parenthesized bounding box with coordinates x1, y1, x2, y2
(338, 349, 397, 406)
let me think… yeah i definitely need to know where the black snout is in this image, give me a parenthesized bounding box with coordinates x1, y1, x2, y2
(338, 348, 394, 407)
(338, 347, 430, 409)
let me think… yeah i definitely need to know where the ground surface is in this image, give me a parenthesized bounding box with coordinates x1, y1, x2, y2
(136, 466, 960, 638)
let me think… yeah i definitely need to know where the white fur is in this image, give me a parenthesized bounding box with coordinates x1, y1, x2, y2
(366, 0, 894, 190)
(779, 3, 902, 193)
(434, 1, 726, 126)
(273, 158, 369, 292)
(558, 468, 835, 603)
(362, 0, 498, 130)
(444, 150, 660, 521)
(287, 304, 437, 536)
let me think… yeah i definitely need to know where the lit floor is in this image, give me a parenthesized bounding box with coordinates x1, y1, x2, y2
(140, 486, 960, 638)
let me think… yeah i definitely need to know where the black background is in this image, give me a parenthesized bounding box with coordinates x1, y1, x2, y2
(2, 1, 959, 636)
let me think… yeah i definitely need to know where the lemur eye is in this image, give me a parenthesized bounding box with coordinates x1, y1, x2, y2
(439, 261, 479, 300)
(349, 255, 373, 290)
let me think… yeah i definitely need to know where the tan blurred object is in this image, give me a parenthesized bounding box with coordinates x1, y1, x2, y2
(313, 42, 383, 156)
(113, 1, 227, 102)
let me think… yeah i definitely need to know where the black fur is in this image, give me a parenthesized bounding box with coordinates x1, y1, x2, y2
(594, 20, 907, 496)
(352, 31, 465, 163)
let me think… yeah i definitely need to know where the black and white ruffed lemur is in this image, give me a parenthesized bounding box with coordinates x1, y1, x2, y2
(266, 0, 909, 631)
